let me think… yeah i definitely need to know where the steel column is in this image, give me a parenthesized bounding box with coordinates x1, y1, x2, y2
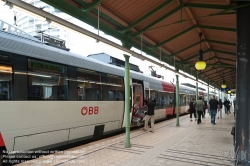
(196, 77, 198, 118)
(124, 54, 131, 148)
(235, 2, 250, 165)
(208, 81, 210, 101)
(176, 74, 180, 126)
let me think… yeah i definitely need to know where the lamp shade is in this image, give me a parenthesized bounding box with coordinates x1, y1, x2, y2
(228, 90, 231, 93)
(221, 84, 227, 88)
(195, 61, 206, 70)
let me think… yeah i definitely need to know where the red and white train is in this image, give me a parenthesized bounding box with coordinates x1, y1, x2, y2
(0, 25, 216, 155)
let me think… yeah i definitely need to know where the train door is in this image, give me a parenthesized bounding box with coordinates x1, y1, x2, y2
(132, 80, 143, 109)
(144, 81, 150, 101)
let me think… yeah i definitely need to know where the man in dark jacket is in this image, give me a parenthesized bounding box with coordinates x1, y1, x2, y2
(143, 98, 155, 133)
(208, 96, 219, 124)
(189, 98, 196, 121)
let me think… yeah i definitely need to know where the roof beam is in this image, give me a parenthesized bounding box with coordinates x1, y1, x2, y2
(205, 39, 236, 46)
(211, 70, 235, 79)
(151, 25, 235, 48)
(213, 77, 236, 84)
(152, 26, 195, 48)
(179, 49, 236, 64)
(186, 63, 235, 68)
(201, 68, 215, 74)
(121, 0, 174, 33)
(213, 74, 236, 82)
(130, 5, 182, 37)
(196, 24, 236, 32)
(166, 39, 235, 59)
(211, 49, 236, 56)
(183, 3, 235, 10)
(130, 3, 237, 37)
(82, 0, 102, 13)
(216, 57, 235, 63)
(179, 49, 211, 64)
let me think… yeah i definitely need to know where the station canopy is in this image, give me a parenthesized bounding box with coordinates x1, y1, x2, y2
(41, 0, 238, 90)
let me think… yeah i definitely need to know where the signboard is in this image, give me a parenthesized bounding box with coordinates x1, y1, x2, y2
(28, 59, 66, 73)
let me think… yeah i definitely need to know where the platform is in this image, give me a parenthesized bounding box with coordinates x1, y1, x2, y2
(17, 110, 235, 166)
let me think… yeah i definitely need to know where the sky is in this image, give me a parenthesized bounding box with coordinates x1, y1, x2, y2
(0, 1, 219, 95)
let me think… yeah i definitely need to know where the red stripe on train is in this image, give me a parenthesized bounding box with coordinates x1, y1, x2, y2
(165, 107, 172, 116)
(161, 81, 175, 92)
(0, 133, 5, 147)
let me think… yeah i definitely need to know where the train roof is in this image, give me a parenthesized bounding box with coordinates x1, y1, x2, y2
(0, 30, 175, 91)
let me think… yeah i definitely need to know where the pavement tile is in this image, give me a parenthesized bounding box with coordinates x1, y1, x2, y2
(16, 109, 235, 166)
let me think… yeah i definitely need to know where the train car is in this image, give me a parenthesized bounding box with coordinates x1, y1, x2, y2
(0, 24, 194, 154)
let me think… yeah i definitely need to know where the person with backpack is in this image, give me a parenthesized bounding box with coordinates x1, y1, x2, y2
(193, 96, 205, 124)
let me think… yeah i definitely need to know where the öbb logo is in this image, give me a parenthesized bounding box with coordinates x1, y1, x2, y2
(81, 106, 99, 116)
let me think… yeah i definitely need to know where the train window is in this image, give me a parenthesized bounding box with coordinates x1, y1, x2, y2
(180, 94, 186, 106)
(150, 90, 158, 106)
(107, 74, 124, 101)
(0, 65, 12, 100)
(145, 88, 149, 100)
(77, 68, 102, 100)
(27, 59, 68, 100)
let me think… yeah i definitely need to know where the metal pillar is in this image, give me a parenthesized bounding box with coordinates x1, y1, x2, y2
(124, 54, 131, 148)
(235, 2, 250, 165)
(207, 81, 210, 101)
(176, 74, 180, 126)
(196, 81, 198, 100)
(196, 77, 198, 118)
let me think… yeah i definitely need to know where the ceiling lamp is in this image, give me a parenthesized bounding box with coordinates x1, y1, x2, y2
(195, 33, 206, 70)
(221, 83, 226, 88)
(221, 72, 227, 88)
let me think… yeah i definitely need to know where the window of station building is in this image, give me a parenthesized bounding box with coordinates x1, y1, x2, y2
(27, 59, 68, 100)
(77, 68, 102, 100)
(0, 65, 12, 100)
(107, 74, 124, 101)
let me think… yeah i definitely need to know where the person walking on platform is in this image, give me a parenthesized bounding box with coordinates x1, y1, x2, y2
(189, 98, 196, 121)
(193, 97, 205, 124)
(202, 98, 207, 118)
(227, 99, 231, 114)
(217, 99, 223, 119)
(143, 98, 155, 133)
(224, 99, 228, 114)
(208, 96, 219, 125)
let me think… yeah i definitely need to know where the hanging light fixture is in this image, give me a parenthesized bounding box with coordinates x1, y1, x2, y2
(228, 83, 231, 93)
(195, 33, 206, 70)
(221, 72, 227, 88)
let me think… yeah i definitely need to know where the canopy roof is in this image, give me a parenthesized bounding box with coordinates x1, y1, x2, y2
(41, 0, 239, 89)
